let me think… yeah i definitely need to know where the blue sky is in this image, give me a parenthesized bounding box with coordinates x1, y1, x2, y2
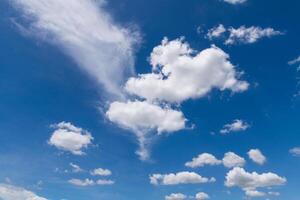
(0, 0, 300, 200)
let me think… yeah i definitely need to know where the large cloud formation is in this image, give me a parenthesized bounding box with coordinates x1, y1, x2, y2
(0, 184, 47, 200)
(11, 0, 138, 96)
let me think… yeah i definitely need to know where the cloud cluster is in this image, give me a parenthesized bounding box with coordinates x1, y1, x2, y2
(165, 192, 209, 200)
(107, 38, 248, 160)
(223, 0, 247, 5)
(48, 122, 93, 155)
(248, 149, 266, 165)
(68, 178, 114, 186)
(150, 171, 215, 185)
(90, 168, 112, 176)
(0, 184, 47, 200)
(289, 147, 300, 156)
(222, 152, 246, 168)
(225, 167, 286, 197)
(220, 119, 249, 134)
(11, 0, 139, 96)
(207, 25, 283, 45)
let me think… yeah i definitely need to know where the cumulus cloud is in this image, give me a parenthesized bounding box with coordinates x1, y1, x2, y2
(245, 190, 266, 197)
(10, 0, 139, 96)
(223, 0, 247, 5)
(90, 168, 112, 176)
(149, 171, 215, 185)
(0, 184, 47, 200)
(195, 192, 210, 200)
(222, 152, 246, 168)
(220, 119, 249, 134)
(289, 147, 300, 156)
(165, 193, 187, 200)
(48, 122, 93, 155)
(125, 38, 248, 103)
(68, 178, 114, 186)
(206, 25, 283, 45)
(225, 167, 287, 196)
(248, 149, 267, 165)
(185, 153, 222, 168)
(106, 100, 186, 160)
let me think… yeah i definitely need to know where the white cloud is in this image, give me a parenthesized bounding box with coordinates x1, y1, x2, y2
(206, 25, 283, 45)
(185, 153, 222, 168)
(220, 119, 249, 134)
(288, 56, 300, 71)
(222, 152, 246, 168)
(149, 171, 215, 185)
(165, 193, 187, 200)
(68, 178, 94, 186)
(248, 149, 266, 165)
(225, 26, 283, 45)
(195, 192, 210, 200)
(289, 147, 300, 156)
(48, 122, 93, 155)
(68, 178, 114, 186)
(91, 168, 112, 176)
(223, 0, 247, 5)
(106, 100, 186, 160)
(70, 163, 83, 173)
(125, 38, 249, 103)
(225, 167, 287, 196)
(268, 191, 280, 196)
(0, 184, 47, 200)
(11, 0, 139, 96)
(207, 24, 226, 40)
(245, 190, 266, 197)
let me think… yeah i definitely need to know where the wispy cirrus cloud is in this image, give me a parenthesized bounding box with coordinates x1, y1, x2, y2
(10, 0, 139, 97)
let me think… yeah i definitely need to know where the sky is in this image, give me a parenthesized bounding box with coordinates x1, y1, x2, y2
(0, 0, 300, 200)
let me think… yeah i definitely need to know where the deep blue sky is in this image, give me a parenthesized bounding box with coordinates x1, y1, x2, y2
(0, 0, 299, 199)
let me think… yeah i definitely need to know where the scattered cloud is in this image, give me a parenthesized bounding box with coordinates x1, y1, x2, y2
(185, 153, 222, 168)
(220, 119, 249, 134)
(150, 171, 215, 185)
(248, 149, 267, 165)
(289, 147, 300, 156)
(195, 192, 210, 200)
(223, 0, 247, 5)
(288, 56, 300, 71)
(48, 122, 93, 155)
(106, 100, 186, 160)
(10, 0, 139, 96)
(206, 25, 283, 45)
(225, 167, 287, 197)
(70, 163, 84, 173)
(222, 152, 246, 168)
(245, 190, 266, 197)
(68, 178, 114, 186)
(90, 168, 112, 176)
(165, 193, 187, 200)
(0, 183, 47, 200)
(125, 38, 248, 103)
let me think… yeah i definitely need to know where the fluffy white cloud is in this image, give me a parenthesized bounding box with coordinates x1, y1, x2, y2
(149, 171, 215, 185)
(207, 24, 226, 40)
(165, 193, 187, 200)
(223, 0, 247, 5)
(90, 168, 112, 176)
(206, 25, 283, 45)
(248, 149, 266, 165)
(195, 192, 210, 200)
(225, 167, 286, 195)
(220, 119, 249, 134)
(185, 153, 222, 168)
(11, 0, 139, 96)
(68, 178, 114, 186)
(48, 122, 93, 155)
(106, 100, 186, 160)
(289, 147, 300, 156)
(222, 152, 246, 168)
(0, 184, 47, 200)
(125, 38, 248, 103)
(70, 163, 83, 173)
(245, 190, 266, 197)
(225, 26, 283, 45)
